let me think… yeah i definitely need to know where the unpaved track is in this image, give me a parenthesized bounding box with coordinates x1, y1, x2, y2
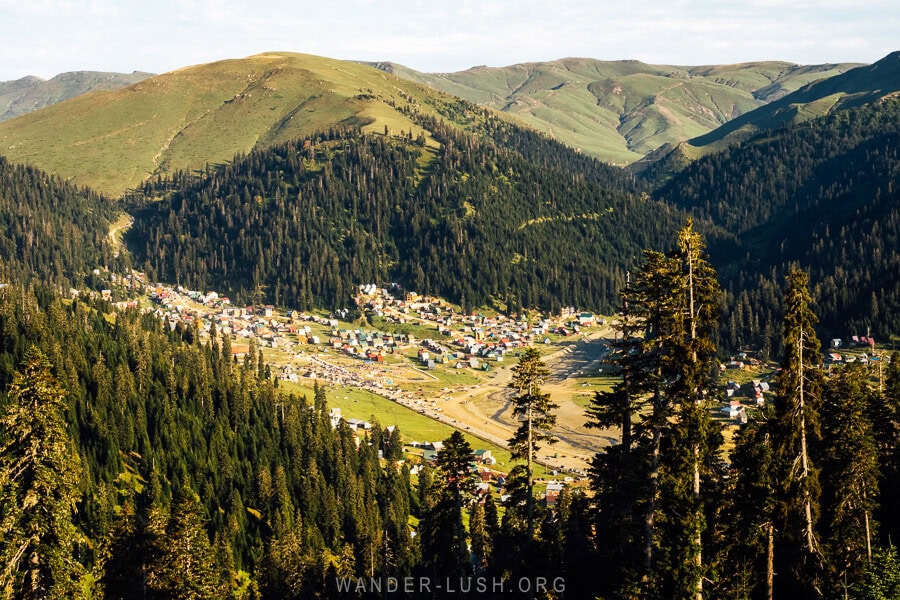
(434, 327, 619, 473)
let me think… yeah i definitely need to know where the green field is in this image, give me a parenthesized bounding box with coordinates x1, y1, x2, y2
(280, 381, 550, 476)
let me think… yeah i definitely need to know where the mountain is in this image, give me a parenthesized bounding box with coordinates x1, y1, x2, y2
(0, 70, 152, 122)
(636, 51, 900, 179)
(369, 58, 861, 165)
(127, 115, 680, 313)
(657, 97, 900, 347)
(689, 51, 900, 149)
(0, 52, 499, 196)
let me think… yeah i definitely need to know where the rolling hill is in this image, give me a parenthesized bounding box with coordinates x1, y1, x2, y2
(689, 50, 900, 149)
(0, 70, 152, 122)
(634, 51, 900, 179)
(0, 52, 498, 196)
(369, 57, 861, 165)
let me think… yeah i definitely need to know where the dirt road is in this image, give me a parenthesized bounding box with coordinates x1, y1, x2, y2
(433, 327, 619, 473)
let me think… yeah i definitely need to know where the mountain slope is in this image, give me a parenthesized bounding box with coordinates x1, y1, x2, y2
(127, 117, 679, 312)
(632, 52, 900, 181)
(370, 58, 861, 165)
(688, 50, 900, 149)
(0, 155, 122, 288)
(0, 70, 152, 122)
(0, 53, 495, 196)
(657, 98, 900, 345)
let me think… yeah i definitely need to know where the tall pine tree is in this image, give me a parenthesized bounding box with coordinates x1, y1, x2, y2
(508, 347, 557, 544)
(820, 364, 879, 594)
(588, 220, 722, 599)
(772, 268, 825, 597)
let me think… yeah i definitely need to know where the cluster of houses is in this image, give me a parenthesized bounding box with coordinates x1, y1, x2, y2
(405, 441, 573, 505)
(718, 334, 891, 426)
(722, 352, 763, 371)
(324, 327, 416, 363)
(355, 285, 600, 371)
(826, 336, 884, 365)
(328, 408, 373, 432)
(136, 282, 602, 384)
(148, 286, 299, 352)
(407, 441, 498, 466)
(722, 379, 772, 424)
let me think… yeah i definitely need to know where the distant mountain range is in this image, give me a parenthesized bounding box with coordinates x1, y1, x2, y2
(0, 70, 153, 122)
(367, 58, 863, 165)
(0, 51, 897, 195)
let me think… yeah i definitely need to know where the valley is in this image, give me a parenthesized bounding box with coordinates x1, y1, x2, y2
(130, 273, 618, 475)
(0, 42, 898, 599)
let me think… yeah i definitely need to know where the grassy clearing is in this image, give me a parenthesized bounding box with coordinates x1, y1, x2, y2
(279, 381, 549, 477)
(367, 316, 440, 340)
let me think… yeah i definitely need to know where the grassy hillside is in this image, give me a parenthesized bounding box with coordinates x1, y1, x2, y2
(370, 58, 860, 165)
(0, 53, 492, 196)
(632, 51, 900, 181)
(689, 51, 900, 149)
(0, 70, 152, 122)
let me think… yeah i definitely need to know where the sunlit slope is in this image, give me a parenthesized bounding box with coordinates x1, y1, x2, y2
(370, 58, 860, 165)
(689, 51, 900, 149)
(0, 52, 475, 195)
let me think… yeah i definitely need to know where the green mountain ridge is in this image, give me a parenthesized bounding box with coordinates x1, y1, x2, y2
(690, 50, 900, 148)
(0, 70, 153, 122)
(0, 52, 497, 195)
(658, 98, 900, 343)
(367, 57, 863, 165)
(634, 51, 900, 179)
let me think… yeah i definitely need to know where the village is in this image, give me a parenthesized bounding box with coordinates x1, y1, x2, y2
(99, 272, 609, 503)
(96, 270, 892, 504)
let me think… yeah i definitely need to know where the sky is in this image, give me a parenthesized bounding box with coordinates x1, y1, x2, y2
(0, 0, 897, 80)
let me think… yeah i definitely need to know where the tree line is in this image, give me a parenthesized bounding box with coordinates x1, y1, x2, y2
(0, 156, 126, 290)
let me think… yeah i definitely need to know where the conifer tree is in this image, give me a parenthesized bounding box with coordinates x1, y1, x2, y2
(630, 249, 680, 589)
(588, 269, 653, 597)
(146, 489, 225, 599)
(857, 544, 900, 600)
(96, 500, 146, 600)
(420, 431, 476, 583)
(820, 364, 879, 593)
(771, 268, 825, 596)
(469, 502, 490, 575)
(508, 347, 557, 541)
(588, 221, 721, 599)
(872, 353, 900, 547)
(720, 419, 777, 600)
(0, 348, 86, 599)
(658, 219, 722, 600)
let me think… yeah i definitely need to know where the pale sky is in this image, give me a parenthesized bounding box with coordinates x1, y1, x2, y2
(1, 0, 897, 80)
